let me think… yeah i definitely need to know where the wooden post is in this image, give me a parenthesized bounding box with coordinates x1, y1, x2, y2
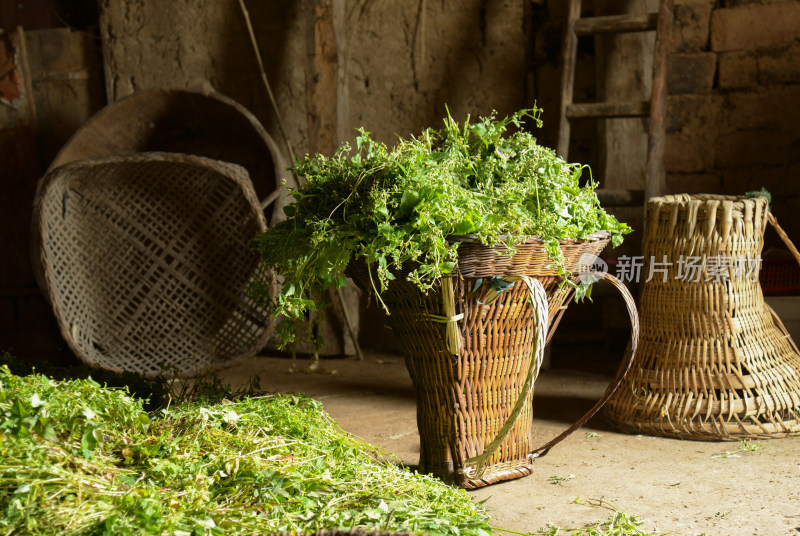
(305, 0, 338, 158)
(557, 0, 581, 159)
(303, 0, 363, 358)
(644, 0, 673, 201)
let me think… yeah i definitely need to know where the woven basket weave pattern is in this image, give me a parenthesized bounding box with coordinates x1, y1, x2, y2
(348, 234, 610, 488)
(604, 194, 800, 439)
(34, 153, 273, 377)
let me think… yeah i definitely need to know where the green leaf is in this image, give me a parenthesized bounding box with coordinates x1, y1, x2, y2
(398, 189, 421, 216)
(453, 219, 477, 235)
(81, 427, 99, 451)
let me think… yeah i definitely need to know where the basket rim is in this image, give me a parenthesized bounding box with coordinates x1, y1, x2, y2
(448, 230, 611, 247)
(649, 193, 769, 208)
(346, 230, 611, 282)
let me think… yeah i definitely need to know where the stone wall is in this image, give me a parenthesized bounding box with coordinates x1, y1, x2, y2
(665, 0, 800, 244)
(529, 0, 800, 252)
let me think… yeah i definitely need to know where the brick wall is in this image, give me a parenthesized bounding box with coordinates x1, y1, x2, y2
(665, 0, 800, 245)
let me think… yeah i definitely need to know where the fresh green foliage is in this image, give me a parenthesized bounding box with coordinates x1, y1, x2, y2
(252, 107, 630, 345)
(0, 350, 171, 411)
(520, 499, 663, 536)
(737, 438, 763, 452)
(548, 474, 576, 486)
(0, 366, 491, 535)
(745, 187, 771, 204)
(535, 511, 659, 536)
(712, 438, 765, 458)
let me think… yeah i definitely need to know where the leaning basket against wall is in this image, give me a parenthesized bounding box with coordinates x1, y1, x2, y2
(603, 194, 800, 439)
(31, 89, 290, 377)
(347, 232, 640, 488)
(32, 153, 276, 377)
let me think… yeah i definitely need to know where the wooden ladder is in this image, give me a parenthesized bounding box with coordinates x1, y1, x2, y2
(557, 0, 674, 203)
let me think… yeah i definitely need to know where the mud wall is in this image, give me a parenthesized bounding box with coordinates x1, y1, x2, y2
(99, 0, 529, 157)
(98, 0, 530, 354)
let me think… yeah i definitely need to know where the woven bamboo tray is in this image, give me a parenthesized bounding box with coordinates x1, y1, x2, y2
(603, 194, 800, 439)
(32, 152, 275, 377)
(348, 233, 640, 488)
(48, 88, 289, 211)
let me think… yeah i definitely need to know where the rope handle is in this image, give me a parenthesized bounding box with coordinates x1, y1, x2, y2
(462, 273, 640, 480)
(767, 212, 800, 269)
(462, 277, 549, 479)
(462, 272, 639, 479)
(527, 273, 639, 460)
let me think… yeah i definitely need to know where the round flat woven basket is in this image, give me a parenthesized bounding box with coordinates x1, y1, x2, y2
(48, 87, 289, 211)
(347, 233, 639, 488)
(603, 194, 800, 439)
(32, 152, 275, 377)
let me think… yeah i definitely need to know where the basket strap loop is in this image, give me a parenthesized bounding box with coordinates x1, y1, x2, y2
(528, 272, 639, 460)
(767, 212, 800, 269)
(425, 313, 465, 323)
(462, 276, 549, 479)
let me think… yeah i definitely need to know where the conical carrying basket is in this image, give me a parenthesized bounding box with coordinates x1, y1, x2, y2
(604, 194, 800, 439)
(348, 233, 640, 488)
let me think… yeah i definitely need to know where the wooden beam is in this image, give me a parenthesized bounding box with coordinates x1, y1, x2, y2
(557, 0, 582, 159)
(644, 0, 673, 202)
(566, 100, 650, 119)
(305, 0, 338, 158)
(575, 13, 658, 35)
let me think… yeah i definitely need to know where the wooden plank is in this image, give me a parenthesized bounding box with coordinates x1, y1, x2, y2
(0, 27, 40, 289)
(305, 0, 338, 158)
(575, 12, 658, 35)
(24, 28, 105, 167)
(556, 0, 582, 159)
(301, 0, 352, 356)
(566, 100, 650, 119)
(644, 0, 674, 202)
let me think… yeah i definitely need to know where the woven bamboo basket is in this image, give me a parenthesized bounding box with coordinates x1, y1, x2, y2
(347, 233, 640, 488)
(47, 88, 289, 214)
(603, 194, 800, 439)
(31, 152, 275, 377)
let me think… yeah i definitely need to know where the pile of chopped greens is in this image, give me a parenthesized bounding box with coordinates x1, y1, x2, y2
(252, 107, 630, 345)
(0, 365, 491, 535)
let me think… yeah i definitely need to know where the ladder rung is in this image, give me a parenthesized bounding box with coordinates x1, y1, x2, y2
(574, 13, 658, 36)
(566, 101, 650, 119)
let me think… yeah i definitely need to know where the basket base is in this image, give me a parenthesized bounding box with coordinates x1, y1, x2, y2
(420, 457, 535, 489)
(460, 463, 535, 490)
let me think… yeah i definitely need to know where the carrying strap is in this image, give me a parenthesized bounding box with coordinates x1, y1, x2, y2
(462, 272, 639, 480)
(768, 212, 800, 268)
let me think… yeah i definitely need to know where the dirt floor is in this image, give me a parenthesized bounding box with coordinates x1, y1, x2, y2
(221, 349, 800, 536)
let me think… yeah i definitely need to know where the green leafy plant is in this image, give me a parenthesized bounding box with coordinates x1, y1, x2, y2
(0, 365, 491, 535)
(518, 498, 664, 536)
(253, 107, 631, 346)
(549, 474, 576, 486)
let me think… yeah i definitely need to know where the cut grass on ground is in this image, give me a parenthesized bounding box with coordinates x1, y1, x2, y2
(0, 365, 491, 535)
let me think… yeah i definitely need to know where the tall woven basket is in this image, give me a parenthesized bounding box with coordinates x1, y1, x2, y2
(348, 233, 639, 488)
(603, 194, 800, 439)
(32, 153, 275, 377)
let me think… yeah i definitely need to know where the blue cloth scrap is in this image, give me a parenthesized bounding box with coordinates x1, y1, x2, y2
(489, 276, 515, 293)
